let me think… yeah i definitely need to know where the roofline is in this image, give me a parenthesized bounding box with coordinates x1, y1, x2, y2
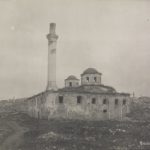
(81, 72, 102, 76)
(65, 78, 79, 81)
(58, 90, 130, 96)
(58, 85, 130, 96)
(78, 84, 115, 90)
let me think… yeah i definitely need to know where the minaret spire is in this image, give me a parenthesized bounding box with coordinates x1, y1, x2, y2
(46, 23, 58, 91)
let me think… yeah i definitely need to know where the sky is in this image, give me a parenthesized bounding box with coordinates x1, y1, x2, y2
(0, 0, 150, 99)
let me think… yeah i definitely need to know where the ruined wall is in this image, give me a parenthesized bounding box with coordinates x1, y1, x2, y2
(26, 91, 130, 120)
(44, 92, 130, 120)
(27, 92, 47, 119)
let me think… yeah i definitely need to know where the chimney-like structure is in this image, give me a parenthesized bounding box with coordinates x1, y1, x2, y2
(46, 23, 58, 91)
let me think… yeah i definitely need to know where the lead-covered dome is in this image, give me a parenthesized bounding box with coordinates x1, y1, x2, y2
(65, 75, 79, 88)
(65, 75, 79, 80)
(81, 68, 102, 85)
(81, 68, 102, 76)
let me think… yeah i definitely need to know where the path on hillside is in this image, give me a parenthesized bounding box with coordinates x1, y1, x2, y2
(0, 120, 28, 150)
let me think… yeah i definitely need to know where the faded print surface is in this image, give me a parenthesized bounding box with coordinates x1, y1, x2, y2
(0, 0, 150, 99)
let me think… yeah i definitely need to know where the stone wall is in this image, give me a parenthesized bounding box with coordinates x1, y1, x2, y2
(27, 92, 47, 119)
(65, 79, 79, 88)
(81, 74, 101, 85)
(26, 91, 130, 121)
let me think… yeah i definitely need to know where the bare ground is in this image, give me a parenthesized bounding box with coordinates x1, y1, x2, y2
(0, 111, 150, 150)
(0, 120, 28, 150)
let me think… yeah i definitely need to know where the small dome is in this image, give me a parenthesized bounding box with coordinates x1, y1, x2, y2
(81, 68, 102, 76)
(65, 75, 79, 80)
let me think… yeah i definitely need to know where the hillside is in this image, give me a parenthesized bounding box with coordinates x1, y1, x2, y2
(0, 97, 150, 150)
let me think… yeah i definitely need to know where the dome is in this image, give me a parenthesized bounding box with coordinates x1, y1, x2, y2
(81, 68, 102, 76)
(65, 75, 79, 80)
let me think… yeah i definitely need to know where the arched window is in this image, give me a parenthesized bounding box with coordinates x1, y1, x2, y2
(94, 77, 97, 82)
(86, 77, 89, 82)
(103, 98, 107, 104)
(115, 99, 118, 105)
(77, 96, 82, 104)
(59, 96, 63, 104)
(92, 98, 96, 104)
(103, 109, 107, 113)
(69, 82, 72, 87)
(123, 99, 126, 105)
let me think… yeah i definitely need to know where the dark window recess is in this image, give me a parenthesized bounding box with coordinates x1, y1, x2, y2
(94, 77, 97, 82)
(86, 77, 89, 82)
(92, 98, 96, 104)
(103, 99, 107, 104)
(69, 82, 72, 87)
(59, 96, 63, 103)
(103, 109, 107, 113)
(123, 99, 126, 105)
(115, 99, 119, 105)
(77, 96, 82, 104)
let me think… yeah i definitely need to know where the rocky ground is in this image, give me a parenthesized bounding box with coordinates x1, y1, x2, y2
(0, 112, 150, 150)
(0, 97, 150, 150)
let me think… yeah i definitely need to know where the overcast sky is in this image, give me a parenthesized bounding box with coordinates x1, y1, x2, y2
(0, 0, 150, 99)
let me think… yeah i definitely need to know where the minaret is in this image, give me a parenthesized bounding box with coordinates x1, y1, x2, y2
(46, 23, 58, 91)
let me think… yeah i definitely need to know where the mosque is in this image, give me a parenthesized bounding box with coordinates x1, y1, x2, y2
(26, 23, 131, 120)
